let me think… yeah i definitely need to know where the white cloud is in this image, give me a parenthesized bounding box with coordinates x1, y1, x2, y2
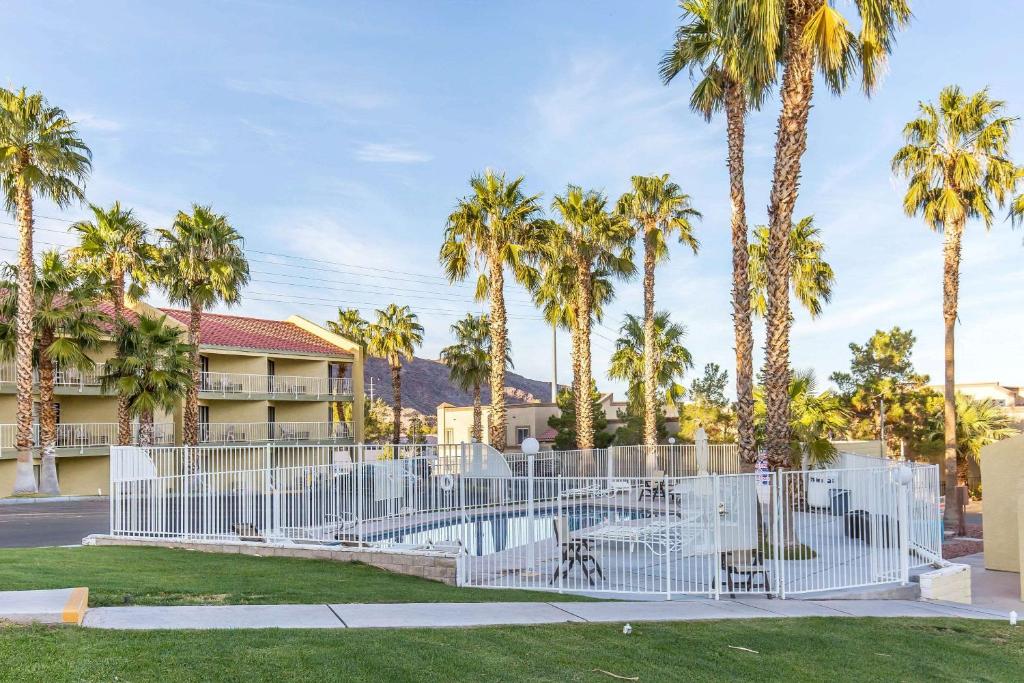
(225, 77, 389, 110)
(354, 143, 431, 164)
(71, 111, 123, 132)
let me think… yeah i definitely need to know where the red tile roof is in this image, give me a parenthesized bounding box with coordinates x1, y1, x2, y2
(159, 308, 351, 357)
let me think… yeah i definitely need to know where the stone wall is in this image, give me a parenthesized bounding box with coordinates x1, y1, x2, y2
(84, 535, 459, 586)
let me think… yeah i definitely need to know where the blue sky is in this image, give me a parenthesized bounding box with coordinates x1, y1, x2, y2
(3, 1, 1022, 398)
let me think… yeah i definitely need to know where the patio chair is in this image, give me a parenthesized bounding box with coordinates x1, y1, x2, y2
(715, 548, 772, 598)
(549, 516, 604, 586)
(638, 470, 667, 501)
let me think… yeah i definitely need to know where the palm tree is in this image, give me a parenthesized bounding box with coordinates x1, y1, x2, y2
(0, 252, 106, 494)
(742, 0, 911, 469)
(930, 394, 1019, 488)
(70, 202, 153, 446)
(328, 307, 369, 351)
(616, 175, 700, 444)
(608, 311, 693, 418)
(754, 369, 848, 468)
(661, 0, 772, 466)
(892, 86, 1023, 527)
(157, 205, 249, 446)
(748, 216, 834, 320)
(0, 87, 92, 493)
(548, 185, 634, 448)
(367, 304, 423, 443)
(102, 314, 194, 447)
(439, 313, 509, 443)
(440, 170, 547, 451)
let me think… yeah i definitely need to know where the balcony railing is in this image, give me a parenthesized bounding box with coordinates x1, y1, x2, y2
(198, 421, 354, 444)
(0, 422, 175, 450)
(0, 363, 107, 390)
(200, 372, 353, 399)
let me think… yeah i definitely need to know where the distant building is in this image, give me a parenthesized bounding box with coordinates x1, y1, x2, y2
(927, 382, 1024, 427)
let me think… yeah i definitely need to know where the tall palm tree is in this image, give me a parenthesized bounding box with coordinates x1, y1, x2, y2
(548, 186, 634, 448)
(0, 87, 91, 493)
(661, 0, 773, 465)
(439, 313, 509, 443)
(157, 205, 249, 446)
(102, 314, 194, 447)
(70, 202, 153, 446)
(742, 0, 911, 469)
(0, 252, 106, 494)
(367, 304, 423, 443)
(748, 216, 834, 322)
(892, 86, 1022, 526)
(616, 175, 700, 444)
(440, 170, 547, 451)
(327, 307, 369, 351)
(608, 311, 693, 417)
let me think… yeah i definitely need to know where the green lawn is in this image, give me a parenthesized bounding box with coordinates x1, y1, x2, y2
(0, 546, 590, 606)
(1, 619, 1021, 682)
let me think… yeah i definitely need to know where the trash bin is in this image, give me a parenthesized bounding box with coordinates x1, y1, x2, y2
(829, 488, 851, 516)
(845, 510, 871, 542)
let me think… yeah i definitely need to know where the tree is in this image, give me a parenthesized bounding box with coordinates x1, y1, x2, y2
(613, 406, 669, 446)
(754, 369, 848, 468)
(749, 216, 834, 320)
(661, 0, 773, 466)
(157, 205, 249, 446)
(892, 86, 1023, 527)
(616, 175, 700, 444)
(367, 304, 423, 443)
(926, 394, 1018, 493)
(101, 314, 194, 446)
(680, 363, 735, 443)
(830, 327, 935, 456)
(440, 170, 547, 451)
(547, 185, 634, 448)
(0, 252, 106, 494)
(608, 311, 693, 416)
(745, 0, 911, 469)
(548, 386, 613, 450)
(70, 201, 154, 446)
(689, 362, 730, 409)
(0, 87, 92, 493)
(439, 313, 508, 443)
(327, 308, 368, 351)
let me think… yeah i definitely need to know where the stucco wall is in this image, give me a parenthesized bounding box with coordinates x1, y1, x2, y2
(201, 400, 269, 424)
(203, 351, 267, 375)
(57, 456, 109, 496)
(980, 435, 1023, 579)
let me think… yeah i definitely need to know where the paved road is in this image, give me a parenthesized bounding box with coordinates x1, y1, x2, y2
(0, 500, 108, 548)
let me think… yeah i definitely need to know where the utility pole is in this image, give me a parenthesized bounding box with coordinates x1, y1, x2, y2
(551, 325, 558, 403)
(879, 395, 886, 457)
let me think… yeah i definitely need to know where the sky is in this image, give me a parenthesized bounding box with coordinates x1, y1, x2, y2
(2, 1, 1022, 400)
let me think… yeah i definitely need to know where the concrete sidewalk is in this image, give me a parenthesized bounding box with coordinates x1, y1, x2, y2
(0, 588, 89, 625)
(81, 598, 1012, 630)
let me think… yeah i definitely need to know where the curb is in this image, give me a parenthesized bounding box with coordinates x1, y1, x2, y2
(0, 495, 108, 506)
(63, 587, 89, 625)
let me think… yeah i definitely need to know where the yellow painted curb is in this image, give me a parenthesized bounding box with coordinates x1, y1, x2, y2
(62, 587, 88, 625)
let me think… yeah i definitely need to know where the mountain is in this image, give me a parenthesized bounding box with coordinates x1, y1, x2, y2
(364, 356, 556, 415)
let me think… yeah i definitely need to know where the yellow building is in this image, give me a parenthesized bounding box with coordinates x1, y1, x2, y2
(0, 299, 363, 495)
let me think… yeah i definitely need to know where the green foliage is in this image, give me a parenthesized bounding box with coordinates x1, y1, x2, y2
(69, 201, 155, 305)
(406, 416, 425, 444)
(689, 362, 729, 408)
(616, 174, 700, 263)
(754, 369, 848, 468)
(608, 311, 693, 410)
(327, 308, 369, 351)
(367, 304, 423, 369)
(749, 216, 834, 319)
(440, 313, 505, 394)
(924, 393, 1019, 472)
(613, 405, 668, 446)
(547, 387, 613, 450)
(363, 398, 394, 444)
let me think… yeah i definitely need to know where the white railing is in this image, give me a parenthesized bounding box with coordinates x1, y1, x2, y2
(200, 372, 353, 398)
(199, 421, 354, 444)
(0, 422, 174, 450)
(108, 443, 941, 599)
(0, 362, 108, 389)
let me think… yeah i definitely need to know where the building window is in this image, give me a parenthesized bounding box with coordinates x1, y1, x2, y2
(267, 406, 276, 439)
(444, 428, 454, 444)
(199, 355, 210, 390)
(267, 359, 276, 393)
(515, 426, 530, 445)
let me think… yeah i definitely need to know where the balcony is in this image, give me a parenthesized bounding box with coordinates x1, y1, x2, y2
(0, 422, 175, 454)
(0, 363, 107, 394)
(199, 421, 354, 444)
(200, 372, 354, 401)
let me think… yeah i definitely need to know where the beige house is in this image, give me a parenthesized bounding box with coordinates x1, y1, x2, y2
(928, 382, 1024, 427)
(0, 298, 363, 495)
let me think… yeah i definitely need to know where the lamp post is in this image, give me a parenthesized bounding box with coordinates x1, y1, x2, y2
(522, 437, 540, 573)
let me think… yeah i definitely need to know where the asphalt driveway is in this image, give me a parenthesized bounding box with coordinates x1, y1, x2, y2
(0, 499, 108, 547)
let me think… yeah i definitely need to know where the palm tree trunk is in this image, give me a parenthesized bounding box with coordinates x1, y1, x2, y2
(576, 260, 595, 449)
(764, 2, 817, 469)
(112, 270, 131, 446)
(724, 79, 756, 465)
(471, 382, 482, 443)
(390, 362, 402, 444)
(942, 218, 964, 530)
(183, 299, 202, 446)
(641, 228, 658, 446)
(488, 254, 508, 451)
(13, 165, 37, 494)
(139, 409, 154, 447)
(37, 330, 59, 495)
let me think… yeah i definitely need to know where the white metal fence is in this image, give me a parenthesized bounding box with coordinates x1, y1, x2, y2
(109, 443, 941, 599)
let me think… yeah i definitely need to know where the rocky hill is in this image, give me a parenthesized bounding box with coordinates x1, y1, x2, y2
(364, 356, 556, 415)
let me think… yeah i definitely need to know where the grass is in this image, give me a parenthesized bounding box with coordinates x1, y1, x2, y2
(760, 541, 818, 560)
(0, 619, 1021, 681)
(0, 546, 591, 606)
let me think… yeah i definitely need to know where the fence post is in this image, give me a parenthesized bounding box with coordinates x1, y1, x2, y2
(897, 466, 912, 585)
(108, 447, 116, 535)
(712, 474, 721, 600)
(181, 444, 190, 540)
(459, 442, 467, 560)
(557, 473, 563, 594)
(527, 453, 536, 572)
(264, 443, 272, 536)
(665, 477, 672, 600)
(355, 444, 364, 547)
(773, 471, 785, 599)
